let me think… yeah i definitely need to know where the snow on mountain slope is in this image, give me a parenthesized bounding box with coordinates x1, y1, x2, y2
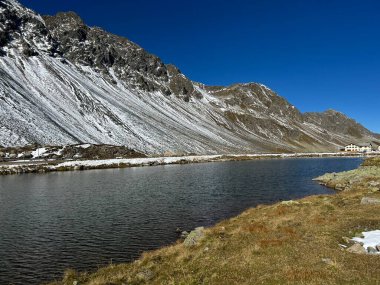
(0, 54, 254, 153)
(0, 0, 379, 153)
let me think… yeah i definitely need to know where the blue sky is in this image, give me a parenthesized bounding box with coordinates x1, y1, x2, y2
(19, 0, 379, 133)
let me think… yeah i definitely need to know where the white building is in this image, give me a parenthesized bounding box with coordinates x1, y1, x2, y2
(344, 143, 359, 152)
(344, 143, 373, 153)
(359, 143, 373, 153)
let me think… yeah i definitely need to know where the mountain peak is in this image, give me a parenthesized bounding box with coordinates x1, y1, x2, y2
(0, 0, 59, 56)
(43, 12, 88, 45)
(44, 11, 85, 29)
(324, 109, 344, 116)
(0, 0, 22, 9)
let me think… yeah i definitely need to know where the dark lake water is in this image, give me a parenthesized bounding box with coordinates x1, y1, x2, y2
(0, 157, 362, 284)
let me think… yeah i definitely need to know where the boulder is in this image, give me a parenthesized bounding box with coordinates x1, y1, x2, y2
(360, 197, 380, 205)
(369, 181, 380, 187)
(280, 200, 300, 206)
(23, 151, 33, 159)
(8, 153, 17, 159)
(347, 243, 366, 254)
(180, 231, 189, 239)
(342, 236, 354, 245)
(335, 183, 346, 190)
(136, 269, 154, 281)
(183, 227, 205, 247)
(321, 258, 335, 266)
(369, 187, 380, 193)
(367, 246, 378, 254)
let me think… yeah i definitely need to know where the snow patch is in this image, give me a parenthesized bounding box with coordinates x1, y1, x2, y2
(75, 144, 92, 149)
(352, 230, 380, 253)
(52, 155, 222, 169)
(31, 147, 47, 158)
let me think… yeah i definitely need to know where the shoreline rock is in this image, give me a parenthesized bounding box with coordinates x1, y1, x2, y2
(183, 227, 205, 247)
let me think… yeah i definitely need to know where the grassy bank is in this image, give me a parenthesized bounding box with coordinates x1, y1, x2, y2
(46, 157, 380, 285)
(314, 157, 380, 192)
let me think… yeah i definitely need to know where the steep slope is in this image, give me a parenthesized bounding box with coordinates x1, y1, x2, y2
(304, 110, 378, 142)
(0, 0, 379, 154)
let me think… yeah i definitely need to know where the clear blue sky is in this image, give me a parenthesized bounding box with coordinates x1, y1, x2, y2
(19, 0, 379, 133)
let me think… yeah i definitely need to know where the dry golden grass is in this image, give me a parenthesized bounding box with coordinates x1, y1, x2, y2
(47, 162, 380, 285)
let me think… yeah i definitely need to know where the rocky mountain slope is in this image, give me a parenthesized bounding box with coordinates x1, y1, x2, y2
(0, 0, 379, 154)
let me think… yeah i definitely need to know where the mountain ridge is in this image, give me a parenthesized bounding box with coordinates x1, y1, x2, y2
(0, 0, 379, 154)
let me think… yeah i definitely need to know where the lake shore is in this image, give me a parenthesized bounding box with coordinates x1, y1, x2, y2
(47, 157, 380, 285)
(1, 152, 379, 176)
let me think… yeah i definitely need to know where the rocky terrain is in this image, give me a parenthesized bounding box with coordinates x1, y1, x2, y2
(1, 0, 379, 154)
(0, 144, 145, 161)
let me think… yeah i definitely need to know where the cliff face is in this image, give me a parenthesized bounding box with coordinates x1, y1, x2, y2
(0, 0, 379, 153)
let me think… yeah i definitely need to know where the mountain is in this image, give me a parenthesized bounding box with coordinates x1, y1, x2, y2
(0, 0, 379, 154)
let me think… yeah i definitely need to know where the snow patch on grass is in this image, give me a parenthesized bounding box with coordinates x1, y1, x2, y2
(352, 230, 380, 253)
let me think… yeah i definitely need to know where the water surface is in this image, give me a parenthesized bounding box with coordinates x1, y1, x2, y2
(0, 157, 362, 284)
